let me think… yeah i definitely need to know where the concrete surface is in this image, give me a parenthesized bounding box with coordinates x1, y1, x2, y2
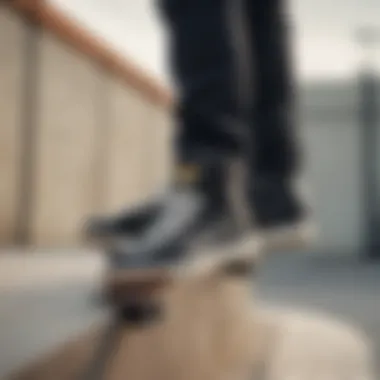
(0, 250, 106, 378)
(0, 249, 379, 378)
(257, 251, 380, 372)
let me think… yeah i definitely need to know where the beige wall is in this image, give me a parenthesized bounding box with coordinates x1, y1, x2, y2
(148, 107, 174, 193)
(0, 7, 173, 247)
(103, 79, 153, 213)
(102, 84, 174, 214)
(30, 32, 100, 245)
(0, 8, 24, 244)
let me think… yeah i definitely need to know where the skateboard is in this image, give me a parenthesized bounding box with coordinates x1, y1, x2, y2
(99, 235, 261, 327)
(81, 220, 261, 380)
(9, 259, 264, 380)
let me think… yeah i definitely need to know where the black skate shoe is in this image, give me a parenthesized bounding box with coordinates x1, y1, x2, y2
(250, 175, 316, 252)
(101, 158, 261, 276)
(86, 197, 162, 244)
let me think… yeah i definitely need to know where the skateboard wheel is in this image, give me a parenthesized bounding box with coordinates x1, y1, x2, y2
(119, 299, 162, 326)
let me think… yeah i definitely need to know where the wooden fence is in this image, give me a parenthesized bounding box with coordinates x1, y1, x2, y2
(0, 1, 174, 247)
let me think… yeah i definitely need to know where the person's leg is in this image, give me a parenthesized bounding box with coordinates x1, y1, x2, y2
(87, 0, 259, 265)
(88, 0, 240, 239)
(247, 0, 299, 178)
(159, 0, 243, 163)
(245, 0, 314, 248)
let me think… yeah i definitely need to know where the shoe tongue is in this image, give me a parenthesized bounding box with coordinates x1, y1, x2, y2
(174, 161, 229, 218)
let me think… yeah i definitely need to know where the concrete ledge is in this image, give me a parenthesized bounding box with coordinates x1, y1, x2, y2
(0, 249, 104, 290)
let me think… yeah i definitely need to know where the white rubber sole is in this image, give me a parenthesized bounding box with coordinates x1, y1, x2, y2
(179, 233, 263, 277)
(100, 220, 316, 285)
(105, 233, 263, 284)
(258, 220, 317, 253)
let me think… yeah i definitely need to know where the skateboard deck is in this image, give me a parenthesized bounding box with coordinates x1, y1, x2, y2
(101, 234, 261, 328)
(103, 247, 261, 320)
(103, 233, 261, 287)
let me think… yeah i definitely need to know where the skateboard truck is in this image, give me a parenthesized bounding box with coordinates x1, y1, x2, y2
(105, 268, 171, 323)
(80, 269, 169, 380)
(118, 298, 162, 325)
(111, 286, 165, 327)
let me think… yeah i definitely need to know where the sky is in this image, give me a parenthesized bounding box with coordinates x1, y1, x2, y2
(50, 0, 380, 85)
